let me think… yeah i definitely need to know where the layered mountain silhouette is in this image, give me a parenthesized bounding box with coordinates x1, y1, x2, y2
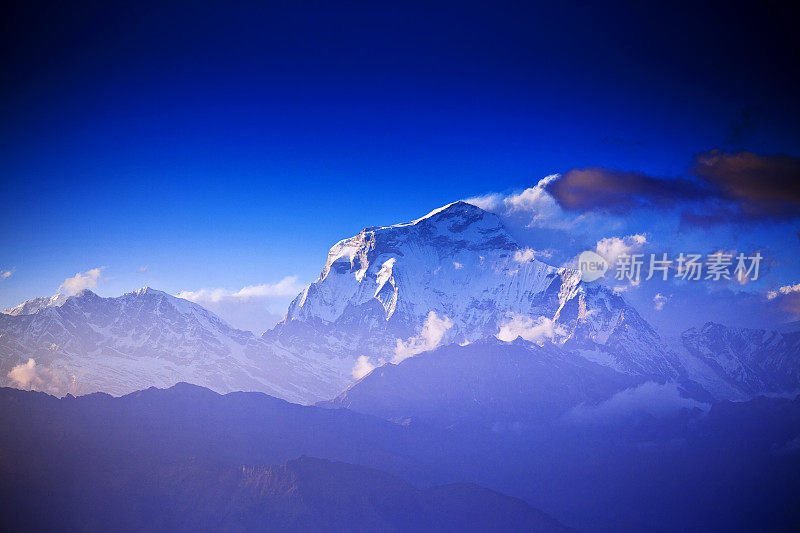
(2, 383, 799, 531)
(0, 384, 571, 532)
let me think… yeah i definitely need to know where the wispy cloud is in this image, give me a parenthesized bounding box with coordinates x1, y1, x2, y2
(470, 151, 800, 232)
(8, 358, 40, 388)
(177, 276, 303, 303)
(496, 313, 565, 345)
(177, 276, 305, 333)
(513, 248, 554, 263)
(566, 381, 709, 426)
(467, 174, 587, 231)
(767, 283, 800, 317)
(351, 355, 376, 380)
(547, 167, 707, 213)
(768, 283, 800, 299)
(690, 150, 800, 221)
(595, 234, 647, 266)
(653, 293, 669, 311)
(7, 358, 71, 395)
(393, 311, 453, 364)
(0, 268, 14, 280)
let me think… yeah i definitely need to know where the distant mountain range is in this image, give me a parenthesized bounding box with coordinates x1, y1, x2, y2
(0, 287, 341, 402)
(1, 200, 798, 404)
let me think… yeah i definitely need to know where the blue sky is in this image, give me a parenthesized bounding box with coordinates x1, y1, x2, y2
(1, 1, 798, 332)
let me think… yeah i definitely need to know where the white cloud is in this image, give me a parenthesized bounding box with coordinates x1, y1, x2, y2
(504, 174, 559, 211)
(513, 248, 555, 263)
(60, 267, 104, 295)
(7, 358, 71, 395)
(453, 261, 464, 270)
(766, 282, 800, 317)
(566, 382, 709, 426)
(465, 174, 587, 231)
(8, 358, 39, 388)
(138, 265, 149, 274)
(1, 268, 13, 279)
(653, 293, 669, 311)
(496, 313, 566, 345)
(595, 234, 647, 266)
(393, 311, 454, 364)
(464, 175, 633, 264)
(767, 283, 800, 300)
(502, 175, 581, 230)
(513, 249, 536, 263)
(176, 276, 305, 334)
(177, 276, 303, 304)
(352, 355, 376, 380)
(464, 192, 504, 211)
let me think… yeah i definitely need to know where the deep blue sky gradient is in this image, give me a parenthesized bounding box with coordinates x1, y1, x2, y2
(1, 1, 798, 317)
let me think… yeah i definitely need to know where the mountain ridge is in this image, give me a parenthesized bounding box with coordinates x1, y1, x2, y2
(2, 201, 799, 403)
(0, 287, 342, 402)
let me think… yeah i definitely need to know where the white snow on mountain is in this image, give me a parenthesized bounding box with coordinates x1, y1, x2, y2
(2, 200, 798, 403)
(0, 288, 340, 403)
(3, 293, 69, 315)
(269, 201, 685, 383)
(678, 322, 800, 396)
(269, 201, 798, 399)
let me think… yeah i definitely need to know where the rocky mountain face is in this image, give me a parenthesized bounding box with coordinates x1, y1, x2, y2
(269, 201, 685, 383)
(3, 292, 68, 315)
(0, 288, 341, 403)
(680, 322, 800, 396)
(270, 200, 798, 400)
(1, 201, 798, 403)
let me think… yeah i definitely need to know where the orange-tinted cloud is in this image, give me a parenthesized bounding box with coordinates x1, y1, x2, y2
(691, 150, 800, 219)
(545, 151, 800, 224)
(546, 167, 707, 213)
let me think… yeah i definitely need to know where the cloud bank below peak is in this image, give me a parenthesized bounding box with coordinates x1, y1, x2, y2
(177, 276, 305, 334)
(177, 276, 303, 304)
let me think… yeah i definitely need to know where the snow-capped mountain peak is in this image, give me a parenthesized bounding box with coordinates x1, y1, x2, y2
(316, 201, 518, 282)
(0, 287, 341, 402)
(3, 292, 69, 315)
(278, 201, 567, 337)
(385, 200, 517, 247)
(269, 201, 687, 384)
